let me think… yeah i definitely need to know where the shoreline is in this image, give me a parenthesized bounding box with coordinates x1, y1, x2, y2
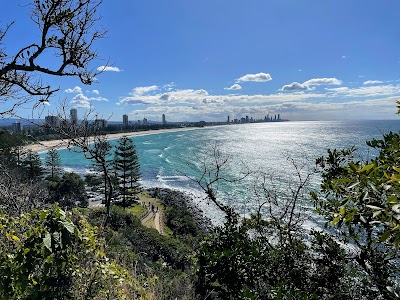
(24, 126, 201, 153)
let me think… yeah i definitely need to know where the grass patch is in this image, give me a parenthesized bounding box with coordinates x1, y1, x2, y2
(127, 205, 146, 217)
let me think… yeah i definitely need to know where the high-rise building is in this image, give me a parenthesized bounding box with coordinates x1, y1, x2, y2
(45, 115, 61, 128)
(162, 114, 166, 125)
(227, 116, 230, 123)
(70, 108, 78, 124)
(94, 119, 107, 129)
(123, 114, 129, 127)
(12, 121, 22, 133)
(143, 118, 148, 125)
(278, 114, 280, 120)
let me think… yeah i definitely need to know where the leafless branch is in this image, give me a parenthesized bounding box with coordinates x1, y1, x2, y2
(0, 0, 106, 116)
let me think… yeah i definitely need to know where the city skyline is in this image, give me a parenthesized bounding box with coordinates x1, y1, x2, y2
(2, 1, 400, 122)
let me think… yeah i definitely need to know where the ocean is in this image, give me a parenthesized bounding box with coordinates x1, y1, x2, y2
(46, 120, 400, 224)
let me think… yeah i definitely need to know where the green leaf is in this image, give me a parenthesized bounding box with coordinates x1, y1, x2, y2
(388, 195, 398, 204)
(361, 163, 375, 172)
(381, 231, 391, 242)
(43, 233, 52, 252)
(349, 162, 359, 172)
(360, 215, 367, 223)
(392, 204, 400, 213)
(340, 206, 345, 215)
(373, 211, 382, 218)
(366, 205, 383, 210)
(390, 173, 400, 181)
(331, 216, 342, 226)
(60, 221, 75, 234)
(40, 210, 49, 221)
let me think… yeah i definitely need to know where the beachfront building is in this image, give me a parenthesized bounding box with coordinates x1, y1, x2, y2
(162, 114, 166, 125)
(143, 118, 148, 125)
(12, 121, 22, 133)
(94, 119, 107, 129)
(123, 114, 129, 127)
(45, 115, 61, 128)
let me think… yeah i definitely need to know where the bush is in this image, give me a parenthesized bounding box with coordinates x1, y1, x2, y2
(0, 206, 148, 299)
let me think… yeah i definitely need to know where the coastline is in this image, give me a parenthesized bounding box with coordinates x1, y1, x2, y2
(24, 126, 201, 153)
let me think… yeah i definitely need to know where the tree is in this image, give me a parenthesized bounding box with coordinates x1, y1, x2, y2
(314, 135, 400, 298)
(91, 139, 113, 209)
(0, 206, 148, 299)
(0, 130, 27, 168)
(48, 172, 88, 208)
(114, 136, 140, 206)
(45, 148, 61, 178)
(0, 0, 105, 116)
(0, 167, 49, 216)
(22, 150, 43, 180)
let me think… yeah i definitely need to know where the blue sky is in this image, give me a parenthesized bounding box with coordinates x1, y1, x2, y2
(2, 0, 400, 122)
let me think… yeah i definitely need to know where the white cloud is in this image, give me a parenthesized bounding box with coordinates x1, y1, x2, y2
(92, 89, 100, 95)
(224, 84, 242, 91)
(97, 66, 122, 72)
(132, 85, 159, 96)
(363, 80, 383, 85)
(120, 86, 324, 107)
(65, 86, 82, 93)
(281, 82, 310, 91)
(303, 78, 342, 86)
(326, 84, 400, 98)
(237, 72, 272, 82)
(280, 77, 342, 92)
(70, 93, 108, 108)
(341, 55, 349, 59)
(163, 82, 175, 91)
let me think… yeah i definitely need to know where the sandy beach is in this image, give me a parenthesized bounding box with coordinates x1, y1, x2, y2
(24, 127, 199, 153)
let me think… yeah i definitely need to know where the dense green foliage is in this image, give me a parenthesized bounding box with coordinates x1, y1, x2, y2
(313, 131, 400, 299)
(88, 205, 200, 299)
(47, 172, 88, 208)
(0, 206, 148, 299)
(22, 150, 43, 181)
(195, 213, 371, 299)
(0, 131, 26, 168)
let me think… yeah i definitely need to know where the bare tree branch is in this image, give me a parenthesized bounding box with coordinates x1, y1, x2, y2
(0, 0, 106, 116)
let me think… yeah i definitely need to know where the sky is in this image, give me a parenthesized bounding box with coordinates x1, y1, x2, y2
(2, 0, 400, 122)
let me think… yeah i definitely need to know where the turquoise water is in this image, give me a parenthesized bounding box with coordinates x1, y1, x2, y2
(46, 120, 400, 222)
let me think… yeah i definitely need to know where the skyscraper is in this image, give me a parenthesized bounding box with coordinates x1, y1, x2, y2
(227, 116, 230, 123)
(123, 114, 129, 127)
(45, 115, 61, 128)
(162, 114, 166, 125)
(94, 119, 107, 129)
(70, 108, 78, 124)
(12, 121, 22, 133)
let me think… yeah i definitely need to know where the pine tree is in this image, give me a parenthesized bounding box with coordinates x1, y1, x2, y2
(22, 150, 43, 180)
(45, 149, 61, 178)
(114, 137, 140, 206)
